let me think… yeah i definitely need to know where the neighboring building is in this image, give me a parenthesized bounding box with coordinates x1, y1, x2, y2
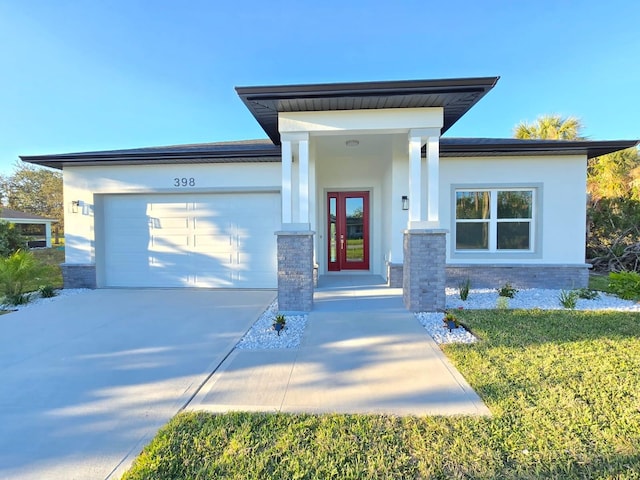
(0, 207, 55, 248)
(21, 77, 639, 312)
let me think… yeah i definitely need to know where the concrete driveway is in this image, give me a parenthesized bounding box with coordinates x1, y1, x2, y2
(0, 289, 274, 480)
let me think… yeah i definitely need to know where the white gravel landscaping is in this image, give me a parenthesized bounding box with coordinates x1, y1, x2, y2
(236, 301, 307, 350)
(417, 287, 640, 345)
(445, 287, 640, 312)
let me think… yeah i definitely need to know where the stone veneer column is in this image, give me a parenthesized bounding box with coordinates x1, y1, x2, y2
(403, 229, 447, 312)
(276, 231, 315, 312)
(61, 264, 97, 289)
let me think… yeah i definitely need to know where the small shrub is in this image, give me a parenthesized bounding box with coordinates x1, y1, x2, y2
(458, 278, 471, 301)
(558, 290, 579, 309)
(443, 311, 459, 330)
(608, 271, 640, 300)
(496, 296, 509, 309)
(273, 314, 286, 336)
(38, 285, 57, 298)
(575, 287, 600, 300)
(0, 250, 50, 304)
(4, 292, 30, 306)
(497, 282, 518, 298)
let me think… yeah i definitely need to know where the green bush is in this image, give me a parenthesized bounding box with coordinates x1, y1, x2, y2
(608, 271, 640, 300)
(575, 287, 600, 300)
(38, 284, 57, 298)
(0, 221, 27, 257)
(458, 278, 471, 301)
(558, 290, 578, 309)
(0, 250, 51, 305)
(497, 282, 518, 298)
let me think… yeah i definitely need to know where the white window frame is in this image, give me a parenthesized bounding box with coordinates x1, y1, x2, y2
(454, 188, 536, 253)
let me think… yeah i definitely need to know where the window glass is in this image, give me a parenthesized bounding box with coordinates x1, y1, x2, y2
(455, 188, 535, 252)
(497, 222, 530, 250)
(456, 191, 490, 219)
(497, 191, 532, 219)
(456, 223, 489, 250)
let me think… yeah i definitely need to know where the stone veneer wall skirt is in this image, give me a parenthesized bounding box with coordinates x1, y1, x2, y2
(276, 231, 315, 313)
(61, 264, 97, 289)
(403, 230, 447, 312)
(446, 264, 590, 289)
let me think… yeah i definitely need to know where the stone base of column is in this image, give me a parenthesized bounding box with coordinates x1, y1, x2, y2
(386, 262, 403, 287)
(61, 263, 97, 289)
(403, 229, 447, 312)
(276, 231, 315, 313)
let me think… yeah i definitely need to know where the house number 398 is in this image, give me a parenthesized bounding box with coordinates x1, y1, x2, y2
(174, 177, 195, 187)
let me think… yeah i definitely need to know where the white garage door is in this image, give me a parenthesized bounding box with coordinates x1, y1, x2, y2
(102, 193, 279, 288)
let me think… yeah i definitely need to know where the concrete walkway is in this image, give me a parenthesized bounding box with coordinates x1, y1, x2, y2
(189, 276, 490, 416)
(0, 289, 275, 480)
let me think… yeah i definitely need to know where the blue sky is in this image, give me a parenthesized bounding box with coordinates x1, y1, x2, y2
(1, 0, 638, 174)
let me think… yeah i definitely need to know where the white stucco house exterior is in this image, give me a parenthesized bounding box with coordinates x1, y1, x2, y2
(22, 77, 638, 311)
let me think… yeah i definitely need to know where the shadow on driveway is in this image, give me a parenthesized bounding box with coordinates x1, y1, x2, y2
(0, 289, 274, 480)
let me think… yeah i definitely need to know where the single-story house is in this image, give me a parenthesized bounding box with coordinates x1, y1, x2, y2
(21, 77, 639, 312)
(0, 207, 56, 248)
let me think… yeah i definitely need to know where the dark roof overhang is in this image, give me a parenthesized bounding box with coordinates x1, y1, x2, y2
(19, 140, 281, 169)
(21, 138, 638, 170)
(439, 138, 639, 158)
(235, 77, 500, 144)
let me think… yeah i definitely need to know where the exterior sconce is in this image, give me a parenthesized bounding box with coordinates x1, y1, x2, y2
(71, 200, 80, 213)
(401, 196, 409, 211)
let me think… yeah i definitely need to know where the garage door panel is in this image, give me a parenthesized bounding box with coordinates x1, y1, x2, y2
(150, 217, 190, 230)
(103, 192, 279, 288)
(151, 234, 191, 250)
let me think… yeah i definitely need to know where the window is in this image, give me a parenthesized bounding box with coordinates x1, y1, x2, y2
(455, 189, 535, 252)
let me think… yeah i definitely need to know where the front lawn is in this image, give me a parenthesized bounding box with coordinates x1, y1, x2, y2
(123, 309, 640, 479)
(30, 247, 64, 289)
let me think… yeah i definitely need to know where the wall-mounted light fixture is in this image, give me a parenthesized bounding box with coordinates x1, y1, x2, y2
(71, 200, 80, 213)
(401, 196, 409, 211)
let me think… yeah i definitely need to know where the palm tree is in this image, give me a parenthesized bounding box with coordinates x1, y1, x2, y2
(514, 114, 584, 140)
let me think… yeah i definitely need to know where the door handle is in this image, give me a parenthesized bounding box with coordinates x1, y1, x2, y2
(340, 234, 344, 249)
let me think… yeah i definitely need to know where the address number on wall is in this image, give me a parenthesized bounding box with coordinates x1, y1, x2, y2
(173, 177, 196, 187)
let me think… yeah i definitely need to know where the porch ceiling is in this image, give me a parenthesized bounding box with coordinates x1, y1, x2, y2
(236, 77, 500, 145)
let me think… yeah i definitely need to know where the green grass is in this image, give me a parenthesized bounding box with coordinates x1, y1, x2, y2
(30, 247, 64, 289)
(123, 309, 640, 480)
(589, 273, 611, 293)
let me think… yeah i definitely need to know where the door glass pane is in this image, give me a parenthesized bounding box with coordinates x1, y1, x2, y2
(345, 197, 364, 262)
(329, 197, 337, 262)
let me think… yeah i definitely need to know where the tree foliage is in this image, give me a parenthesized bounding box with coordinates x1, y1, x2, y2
(514, 114, 584, 140)
(0, 221, 27, 257)
(0, 162, 63, 235)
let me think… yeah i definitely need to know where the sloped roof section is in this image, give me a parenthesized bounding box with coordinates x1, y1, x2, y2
(236, 77, 501, 144)
(21, 138, 639, 170)
(0, 207, 55, 222)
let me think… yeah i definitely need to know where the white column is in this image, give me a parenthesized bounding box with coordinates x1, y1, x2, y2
(408, 134, 422, 224)
(426, 135, 440, 225)
(45, 222, 52, 248)
(408, 128, 441, 229)
(281, 140, 293, 224)
(298, 138, 309, 226)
